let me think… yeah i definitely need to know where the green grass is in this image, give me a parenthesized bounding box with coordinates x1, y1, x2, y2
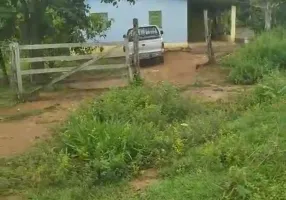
(0, 86, 17, 108)
(2, 73, 286, 200)
(222, 28, 286, 84)
(135, 172, 225, 200)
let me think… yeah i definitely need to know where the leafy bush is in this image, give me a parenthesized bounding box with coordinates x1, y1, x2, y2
(223, 28, 286, 84)
(248, 72, 286, 102)
(60, 83, 205, 182)
(198, 99, 286, 200)
(234, 72, 286, 109)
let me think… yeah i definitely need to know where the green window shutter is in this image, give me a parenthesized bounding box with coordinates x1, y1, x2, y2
(149, 11, 162, 28)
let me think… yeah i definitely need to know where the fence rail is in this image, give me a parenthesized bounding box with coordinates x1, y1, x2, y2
(19, 41, 124, 50)
(21, 54, 122, 63)
(20, 64, 126, 75)
(21, 55, 96, 63)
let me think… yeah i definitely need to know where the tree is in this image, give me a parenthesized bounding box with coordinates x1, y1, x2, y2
(0, 0, 111, 83)
(0, 0, 111, 47)
(250, 0, 286, 30)
(234, 0, 286, 32)
(0, 46, 9, 85)
(0, 1, 17, 85)
(274, 2, 286, 27)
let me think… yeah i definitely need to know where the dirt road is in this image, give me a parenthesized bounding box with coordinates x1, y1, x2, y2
(0, 91, 95, 157)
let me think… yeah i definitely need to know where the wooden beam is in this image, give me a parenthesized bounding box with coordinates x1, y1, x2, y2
(19, 42, 124, 50)
(21, 54, 124, 63)
(132, 18, 141, 77)
(204, 10, 209, 43)
(9, 44, 17, 91)
(124, 38, 133, 81)
(21, 64, 127, 75)
(203, 10, 215, 64)
(9, 43, 24, 98)
(231, 5, 237, 42)
(21, 55, 96, 63)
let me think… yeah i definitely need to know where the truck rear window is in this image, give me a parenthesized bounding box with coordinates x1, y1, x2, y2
(127, 26, 160, 41)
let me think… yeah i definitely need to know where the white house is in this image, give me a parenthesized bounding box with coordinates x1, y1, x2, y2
(88, 0, 188, 47)
(88, 0, 238, 47)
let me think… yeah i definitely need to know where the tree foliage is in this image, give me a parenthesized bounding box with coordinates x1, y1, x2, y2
(101, 0, 135, 6)
(0, 0, 113, 83)
(249, 0, 286, 30)
(0, 0, 112, 44)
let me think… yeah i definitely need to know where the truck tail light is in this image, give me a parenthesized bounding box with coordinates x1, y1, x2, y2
(123, 46, 126, 52)
(162, 42, 165, 49)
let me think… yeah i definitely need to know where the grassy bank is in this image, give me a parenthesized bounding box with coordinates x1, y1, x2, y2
(142, 75, 286, 200)
(0, 82, 232, 197)
(1, 73, 286, 199)
(222, 28, 286, 84)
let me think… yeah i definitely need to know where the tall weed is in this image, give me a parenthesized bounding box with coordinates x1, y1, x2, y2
(156, 75, 286, 200)
(61, 83, 205, 181)
(236, 72, 286, 108)
(223, 28, 286, 84)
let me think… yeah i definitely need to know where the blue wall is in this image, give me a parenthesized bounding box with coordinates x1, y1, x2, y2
(88, 0, 188, 43)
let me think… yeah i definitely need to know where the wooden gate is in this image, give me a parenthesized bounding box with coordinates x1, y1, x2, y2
(9, 18, 141, 100)
(9, 41, 132, 99)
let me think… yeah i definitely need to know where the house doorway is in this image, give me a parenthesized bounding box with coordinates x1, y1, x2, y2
(187, 0, 235, 43)
(187, 0, 205, 42)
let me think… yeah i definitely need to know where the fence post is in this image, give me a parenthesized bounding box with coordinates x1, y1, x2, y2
(14, 43, 23, 97)
(9, 43, 23, 99)
(230, 5, 237, 42)
(132, 18, 141, 78)
(125, 38, 133, 81)
(9, 44, 16, 89)
(203, 10, 215, 64)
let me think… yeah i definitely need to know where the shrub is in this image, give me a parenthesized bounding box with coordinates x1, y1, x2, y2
(60, 83, 205, 182)
(235, 72, 286, 108)
(222, 28, 286, 84)
(199, 98, 286, 200)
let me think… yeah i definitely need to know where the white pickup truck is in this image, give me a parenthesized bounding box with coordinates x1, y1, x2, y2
(123, 25, 165, 64)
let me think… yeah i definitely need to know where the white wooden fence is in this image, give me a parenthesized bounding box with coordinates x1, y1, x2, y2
(9, 40, 132, 98)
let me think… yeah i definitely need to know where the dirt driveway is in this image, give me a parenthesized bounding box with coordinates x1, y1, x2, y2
(142, 52, 208, 85)
(66, 52, 209, 90)
(0, 51, 236, 157)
